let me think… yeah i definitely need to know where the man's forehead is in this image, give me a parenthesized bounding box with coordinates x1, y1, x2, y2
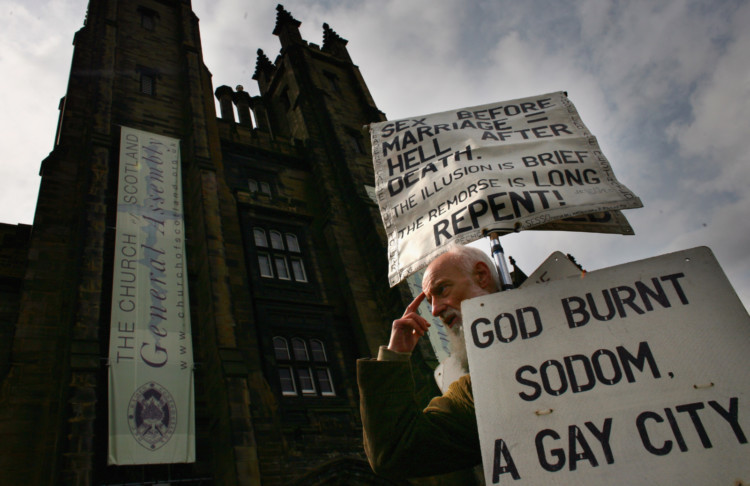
(422, 253, 453, 291)
(421, 270, 439, 292)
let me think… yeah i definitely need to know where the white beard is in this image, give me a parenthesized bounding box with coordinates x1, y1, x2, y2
(446, 321, 469, 373)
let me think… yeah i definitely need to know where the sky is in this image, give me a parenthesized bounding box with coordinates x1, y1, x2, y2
(1, 0, 748, 309)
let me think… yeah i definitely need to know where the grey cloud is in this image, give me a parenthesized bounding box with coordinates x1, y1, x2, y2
(2, 0, 747, 307)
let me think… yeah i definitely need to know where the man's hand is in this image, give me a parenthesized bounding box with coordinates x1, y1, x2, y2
(387, 292, 431, 353)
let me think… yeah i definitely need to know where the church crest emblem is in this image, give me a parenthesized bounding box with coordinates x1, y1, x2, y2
(127, 382, 178, 450)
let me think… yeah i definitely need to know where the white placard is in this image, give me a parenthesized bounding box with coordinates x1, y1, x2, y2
(520, 251, 584, 288)
(463, 247, 750, 485)
(370, 92, 642, 286)
(108, 127, 195, 465)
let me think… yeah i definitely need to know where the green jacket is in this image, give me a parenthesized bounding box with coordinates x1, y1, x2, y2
(357, 358, 481, 479)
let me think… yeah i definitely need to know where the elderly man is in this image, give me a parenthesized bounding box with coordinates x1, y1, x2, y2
(357, 245, 501, 479)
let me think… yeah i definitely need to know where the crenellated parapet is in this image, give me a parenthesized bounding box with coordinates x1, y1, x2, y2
(233, 85, 253, 126)
(215, 85, 234, 121)
(214, 84, 271, 132)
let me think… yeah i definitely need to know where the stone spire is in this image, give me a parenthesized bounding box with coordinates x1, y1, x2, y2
(252, 49, 276, 91)
(272, 4, 303, 48)
(322, 23, 351, 61)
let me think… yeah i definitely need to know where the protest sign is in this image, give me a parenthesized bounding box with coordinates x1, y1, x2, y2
(520, 251, 584, 288)
(462, 247, 750, 484)
(370, 92, 643, 286)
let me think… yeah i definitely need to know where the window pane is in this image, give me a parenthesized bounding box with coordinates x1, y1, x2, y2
(142, 14, 155, 30)
(310, 339, 327, 362)
(253, 228, 267, 247)
(275, 256, 290, 280)
(140, 74, 155, 95)
(273, 337, 290, 360)
(291, 338, 309, 361)
(297, 368, 316, 395)
(270, 230, 284, 250)
(259, 182, 272, 196)
(317, 368, 335, 396)
(291, 258, 307, 282)
(248, 179, 258, 192)
(279, 367, 296, 396)
(349, 134, 365, 155)
(325, 72, 340, 93)
(258, 254, 273, 278)
(281, 88, 291, 111)
(285, 233, 300, 252)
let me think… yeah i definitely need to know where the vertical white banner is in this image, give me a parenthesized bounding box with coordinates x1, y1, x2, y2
(108, 127, 195, 464)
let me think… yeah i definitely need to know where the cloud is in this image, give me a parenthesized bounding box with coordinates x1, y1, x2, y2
(666, 2, 750, 193)
(0, 0, 85, 223)
(660, 1, 750, 302)
(1, 0, 747, 308)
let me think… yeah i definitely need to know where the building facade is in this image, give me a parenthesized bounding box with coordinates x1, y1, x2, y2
(0, 1, 477, 485)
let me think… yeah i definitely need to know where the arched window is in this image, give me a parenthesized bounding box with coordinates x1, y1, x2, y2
(285, 233, 300, 252)
(270, 230, 284, 250)
(291, 338, 309, 361)
(138, 6, 159, 31)
(253, 228, 268, 247)
(273, 337, 296, 396)
(251, 227, 308, 283)
(248, 178, 272, 197)
(272, 336, 335, 398)
(273, 337, 290, 360)
(310, 339, 327, 362)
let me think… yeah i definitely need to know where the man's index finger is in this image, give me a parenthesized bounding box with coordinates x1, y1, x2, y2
(405, 292, 426, 314)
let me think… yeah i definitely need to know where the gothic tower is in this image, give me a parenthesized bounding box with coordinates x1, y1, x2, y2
(0, 1, 444, 484)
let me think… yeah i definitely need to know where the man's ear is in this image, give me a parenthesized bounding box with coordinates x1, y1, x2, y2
(473, 261, 492, 290)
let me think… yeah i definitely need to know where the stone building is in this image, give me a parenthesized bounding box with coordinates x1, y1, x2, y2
(0, 1, 472, 485)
